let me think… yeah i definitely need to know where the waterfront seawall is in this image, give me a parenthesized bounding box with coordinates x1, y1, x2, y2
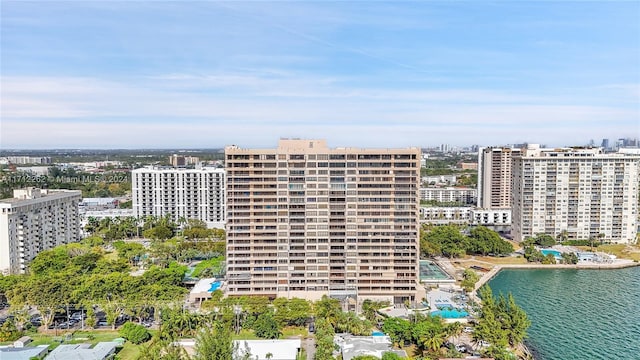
(474, 260, 640, 292)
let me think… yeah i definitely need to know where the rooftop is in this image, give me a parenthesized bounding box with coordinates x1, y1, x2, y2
(233, 339, 302, 360)
(0, 345, 49, 360)
(335, 334, 407, 360)
(45, 342, 118, 360)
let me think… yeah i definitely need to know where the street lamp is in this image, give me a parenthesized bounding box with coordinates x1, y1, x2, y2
(233, 305, 242, 334)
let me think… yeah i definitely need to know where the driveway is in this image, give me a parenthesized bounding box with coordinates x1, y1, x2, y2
(301, 336, 315, 360)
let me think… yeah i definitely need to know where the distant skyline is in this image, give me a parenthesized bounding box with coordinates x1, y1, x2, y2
(1, 1, 639, 149)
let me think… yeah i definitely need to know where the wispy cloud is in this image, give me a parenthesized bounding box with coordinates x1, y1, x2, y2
(1, 1, 638, 148)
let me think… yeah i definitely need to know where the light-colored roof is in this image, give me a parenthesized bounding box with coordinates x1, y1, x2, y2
(336, 335, 407, 360)
(233, 339, 301, 360)
(0, 190, 81, 207)
(0, 345, 49, 360)
(80, 198, 117, 205)
(45, 342, 118, 360)
(190, 278, 219, 294)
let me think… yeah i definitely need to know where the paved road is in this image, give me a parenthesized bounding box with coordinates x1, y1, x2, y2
(301, 336, 315, 360)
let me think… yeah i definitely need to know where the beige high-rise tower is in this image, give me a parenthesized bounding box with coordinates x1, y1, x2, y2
(477, 147, 522, 209)
(225, 139, 421, 305)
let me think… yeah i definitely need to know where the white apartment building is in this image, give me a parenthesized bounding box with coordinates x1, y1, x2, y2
(2, 156, 52, 165)
(131, 165, 225, 228)
(0, 188, 82, 274)
(512, 145, 639, 243)
(422, 175, 457, 185)
(477, 147, 522, 208)
(470, 208, 511, 226)
(420, 207, 471, 224)
(225, 139, 422, 305)
(419, 187, 477, 204)
(420, 207, 511, 227)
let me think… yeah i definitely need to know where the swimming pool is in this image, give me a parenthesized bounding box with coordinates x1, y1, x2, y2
(541, 249, 562, 258)
(431, 309, 469, 318)
(372, 331, 385, 336)
(208, 281, 222, 292)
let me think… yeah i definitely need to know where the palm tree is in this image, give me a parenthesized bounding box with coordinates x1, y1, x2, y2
(446, 321, 463, 344)
(420, 331, 446, 354)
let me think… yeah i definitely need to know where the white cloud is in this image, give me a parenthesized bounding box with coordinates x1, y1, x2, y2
(1, 74, 638, 148)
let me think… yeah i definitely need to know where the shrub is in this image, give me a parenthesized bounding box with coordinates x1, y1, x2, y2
(119, 321, 150, 344)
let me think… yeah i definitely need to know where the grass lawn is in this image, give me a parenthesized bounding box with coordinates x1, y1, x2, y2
(590, 244, 640, 261)
(2, 329, 146, 359)
(281, 326, 308, 338)
(233, 329, 261, 340)
(117, 342, 142, 359)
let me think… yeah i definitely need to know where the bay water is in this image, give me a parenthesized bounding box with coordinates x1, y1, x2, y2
(488, 266, 640, 360)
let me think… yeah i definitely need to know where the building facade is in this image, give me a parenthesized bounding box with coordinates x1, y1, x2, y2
(131, 165, 225, 228)
(0, 188, 82, 274)
(477, 147, 522, 209)
(225, 139, 421, 305)
(419, 187, 477, 204)
(420, 207, 511, 227)
(511, 146, 639, 243)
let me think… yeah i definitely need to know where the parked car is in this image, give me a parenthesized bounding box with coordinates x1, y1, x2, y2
(463, 326, 474, 333)
(70, 312, 86, 321)
(97, 320, 109, 327)
(478, 340, 490, 348)
(455, 344, 467, 352)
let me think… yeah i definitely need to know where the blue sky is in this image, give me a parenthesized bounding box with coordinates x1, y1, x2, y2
(1, 1, 638, 149)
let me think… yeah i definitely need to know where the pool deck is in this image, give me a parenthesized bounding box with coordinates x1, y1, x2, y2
(426, 288, 458, 312)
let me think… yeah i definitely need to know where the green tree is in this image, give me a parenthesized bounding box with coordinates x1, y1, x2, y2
(138, 335, 189, 360)
(382, 317, 412, 347)
(0, 318, 22, 342)
(468, 226, 513, 256)
(314, 318, 335, 360)
(254, 312, 281, 339)
(113, 241, 145, 266)
(287, 298, 312, 327)
(421, 225, 468, 258)
(381, 353, 403, 360)
(314, 295, 342, 328)
(534, 233, 556, 247)
(119, 321, 151, 344)
(361, 299, 389, 323)
(193, 322, 234, 360)
(460, 268, 480, 293)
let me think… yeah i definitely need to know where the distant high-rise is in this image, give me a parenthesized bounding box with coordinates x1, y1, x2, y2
(225, 139, 421, 305)
(511, 145, 639, 243)
(601, 139, 610, 150)
(477, 147, 522, 209)
(132, 165, 225, 228)
(0, 188, 81, 274)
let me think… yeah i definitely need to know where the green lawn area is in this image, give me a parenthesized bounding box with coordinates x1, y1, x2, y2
(578, 244, 640, 261)
(233, 329, 261, 340)
(281, 326, 308, 338)
(117, 342, 142, 359)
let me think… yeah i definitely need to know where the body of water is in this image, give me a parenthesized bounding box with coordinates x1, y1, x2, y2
(488, 266, 640, 360)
